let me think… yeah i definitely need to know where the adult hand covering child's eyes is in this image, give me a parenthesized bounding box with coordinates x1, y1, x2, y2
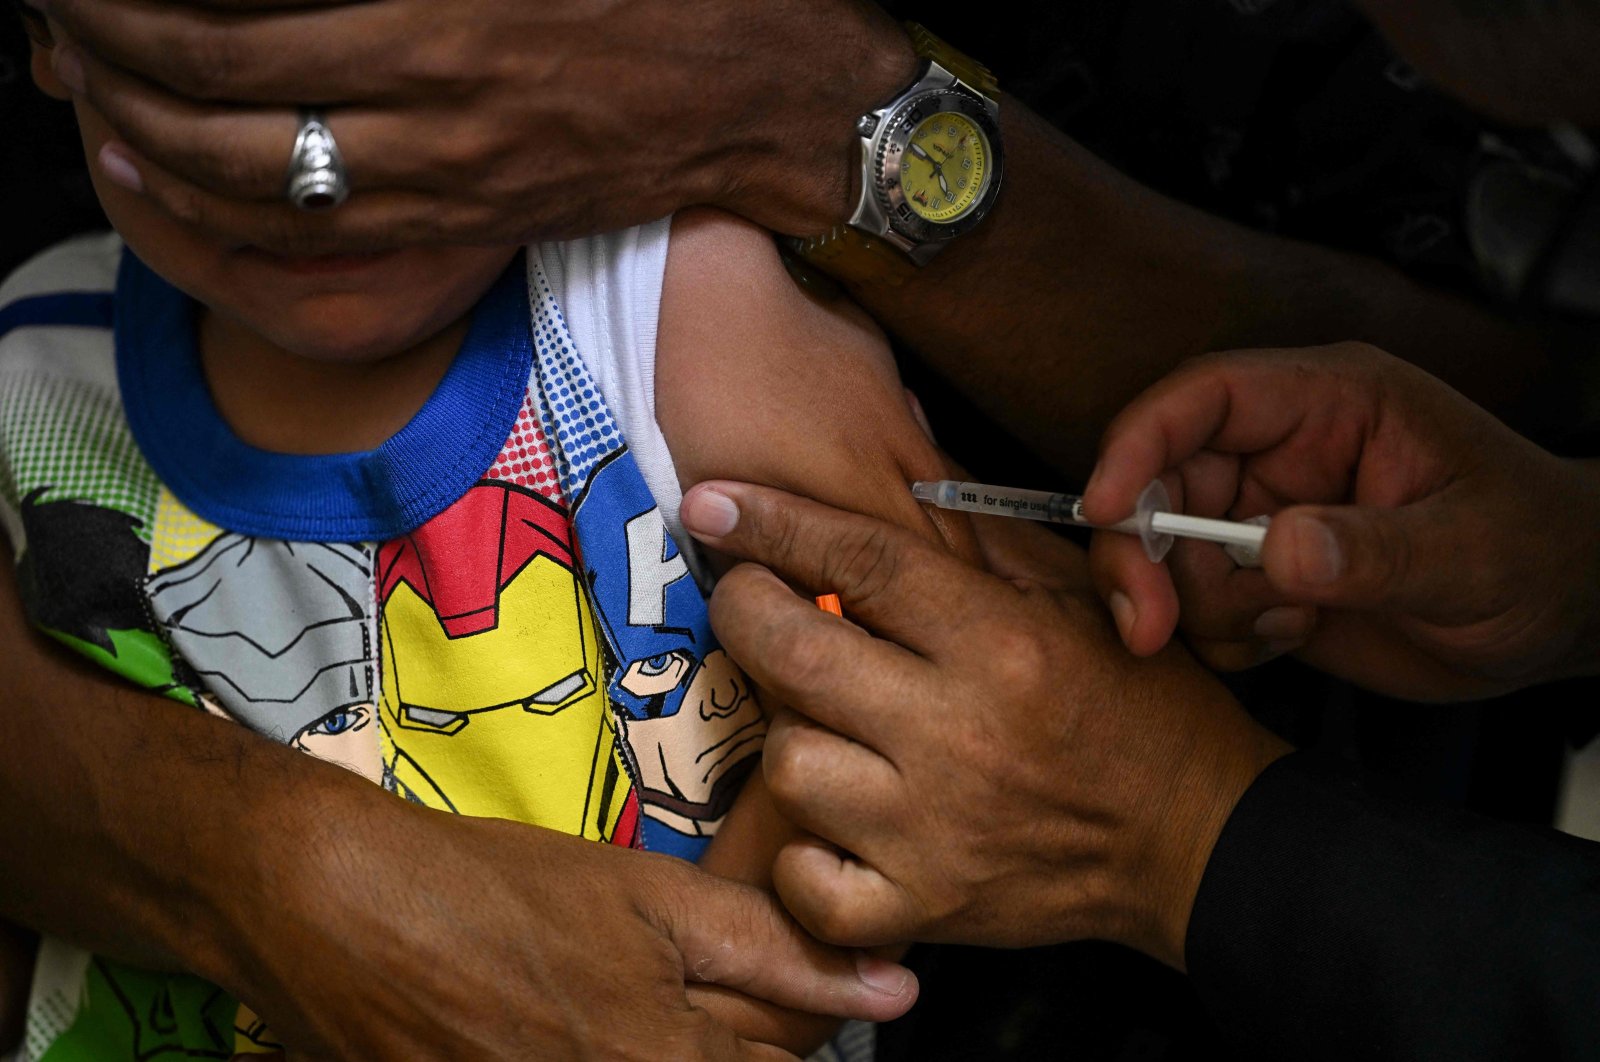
(36, 0, 917, 254)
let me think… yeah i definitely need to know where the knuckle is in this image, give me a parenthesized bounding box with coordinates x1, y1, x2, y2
(435, 122, 496, 174)
(400, 24, 476, 96)
(762, 724, 817, 803)
(152, 180, 210, 228)
(742, 495, 808, 572)
(478, 162, 531, 219)
(761, 618, 835, 694)
(166, 27, 238, 99)
(456, 201, 519, 244)
(705, 567, 751, 630)
(805, 893, 866, 946)
(983, 617, 1051, 690)
(673, 1005, 722, 1051)
(706, 564, 777, 646)
(822, 524, 902, 604)
(194, 128, 267, 193)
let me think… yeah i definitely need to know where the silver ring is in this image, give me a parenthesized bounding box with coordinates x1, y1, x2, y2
(285, 110, 349, 211)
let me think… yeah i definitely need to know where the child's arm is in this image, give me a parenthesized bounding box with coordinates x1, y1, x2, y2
(654, 208, 991, 1053)
(658, 209, 983, 569)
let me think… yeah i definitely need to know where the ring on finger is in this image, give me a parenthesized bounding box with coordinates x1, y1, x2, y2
(285, 110, 349, 211)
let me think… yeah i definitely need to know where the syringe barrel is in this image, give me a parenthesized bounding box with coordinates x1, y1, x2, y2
(909, 481, 1085, 525)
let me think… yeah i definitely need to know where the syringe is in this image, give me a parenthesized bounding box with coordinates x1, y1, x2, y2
(910, 479, 1269, 566)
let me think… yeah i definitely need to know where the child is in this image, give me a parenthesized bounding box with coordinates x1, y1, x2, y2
(0, 9, 976, 1062)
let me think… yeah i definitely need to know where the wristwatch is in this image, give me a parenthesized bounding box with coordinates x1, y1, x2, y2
(788, 23, 1003, 287)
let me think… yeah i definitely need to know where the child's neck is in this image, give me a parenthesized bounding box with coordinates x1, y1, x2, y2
(197, 311, 469, 455)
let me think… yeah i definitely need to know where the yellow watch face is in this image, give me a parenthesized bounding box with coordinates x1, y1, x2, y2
(900, 111, 990, 223)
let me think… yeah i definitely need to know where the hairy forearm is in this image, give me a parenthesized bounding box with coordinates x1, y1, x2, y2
(844, 102, 1554, 476)
(0, 557, 357, 987)
(691, 775, 847, 1054)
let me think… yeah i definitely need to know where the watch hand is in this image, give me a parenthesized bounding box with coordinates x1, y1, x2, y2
(937, 171, 951, 196)
(909, 143, 933, 162)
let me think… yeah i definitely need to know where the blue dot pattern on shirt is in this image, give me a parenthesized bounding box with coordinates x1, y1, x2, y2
(524, 251, 624, 501)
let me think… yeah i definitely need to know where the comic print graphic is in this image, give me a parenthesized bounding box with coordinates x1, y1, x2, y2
(14, 488, 187, 699)
(144, 508, 381, 783)
(376, 479, 640, 845)
(572, 451, 764, 858)
(521, 254, 764, 860)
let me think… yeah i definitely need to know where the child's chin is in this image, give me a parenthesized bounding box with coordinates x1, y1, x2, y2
(267, 318, 426, 364)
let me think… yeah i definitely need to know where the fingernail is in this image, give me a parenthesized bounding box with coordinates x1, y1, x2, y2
(856, 954, 910, 996)
(1261, 638, 1303, 661)
(1108, 591, 1137, 642)
(1252, 606, 1312, 643)
(1295, 517, 1344, 586)
(53, 45, 86, 95)
(682, 487, 739, 538)
(98, 143, 144, 194)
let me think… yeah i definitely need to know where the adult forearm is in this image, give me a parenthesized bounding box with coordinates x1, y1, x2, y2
(0, 557, 356, 984)
(842, 103, 1550, 475)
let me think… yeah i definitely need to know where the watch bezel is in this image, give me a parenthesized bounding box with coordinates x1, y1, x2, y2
(873, 87, 1003, 247)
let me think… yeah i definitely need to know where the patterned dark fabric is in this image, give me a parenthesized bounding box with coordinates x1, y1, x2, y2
(888, 0, 1598, 316)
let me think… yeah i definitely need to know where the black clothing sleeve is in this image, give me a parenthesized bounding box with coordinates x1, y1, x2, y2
(1186, 750, 1600, 1060)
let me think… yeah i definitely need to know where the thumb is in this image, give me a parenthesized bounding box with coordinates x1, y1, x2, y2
(682, 479, 980, 653)
(655, 868, 918, 1023)
(1264, 503, 1458, 614)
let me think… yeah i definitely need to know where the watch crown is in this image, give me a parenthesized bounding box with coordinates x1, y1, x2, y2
(855, 114, 880, 138)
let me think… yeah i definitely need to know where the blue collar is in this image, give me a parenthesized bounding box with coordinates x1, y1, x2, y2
(115, 250, 532, 542)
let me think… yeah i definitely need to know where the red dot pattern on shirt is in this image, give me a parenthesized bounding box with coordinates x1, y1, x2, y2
(484, 396, 565, 505)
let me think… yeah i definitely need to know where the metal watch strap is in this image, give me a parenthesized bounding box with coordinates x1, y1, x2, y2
(787, 23, 996, 285)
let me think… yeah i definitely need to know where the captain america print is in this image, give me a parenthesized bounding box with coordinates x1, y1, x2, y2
(571, 448, 765, 859)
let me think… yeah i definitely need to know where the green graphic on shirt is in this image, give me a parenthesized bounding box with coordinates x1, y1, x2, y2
(13, 490, 193, 701)
(35, 960, 238, 1062)
(41, 626, 195, 707)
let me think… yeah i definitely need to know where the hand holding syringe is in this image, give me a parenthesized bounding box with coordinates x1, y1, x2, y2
(911, 479, 1269, 566)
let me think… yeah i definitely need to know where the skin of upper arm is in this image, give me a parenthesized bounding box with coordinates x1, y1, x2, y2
(655, 208, 977, 1052)
(656, 208, 982, 566)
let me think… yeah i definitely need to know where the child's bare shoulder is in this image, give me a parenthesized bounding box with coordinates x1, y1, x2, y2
(657, 208, 978, 560)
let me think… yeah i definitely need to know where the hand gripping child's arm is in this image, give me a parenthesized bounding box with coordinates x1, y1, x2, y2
(654, 208, 1006, 1053)
(0, 544, 911, 1060)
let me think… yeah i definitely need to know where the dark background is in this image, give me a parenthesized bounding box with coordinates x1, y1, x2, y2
(5, 2, 1598, 1058)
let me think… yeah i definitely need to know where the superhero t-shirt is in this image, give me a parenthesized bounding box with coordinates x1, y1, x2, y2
(0, 232, 765, 1060)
